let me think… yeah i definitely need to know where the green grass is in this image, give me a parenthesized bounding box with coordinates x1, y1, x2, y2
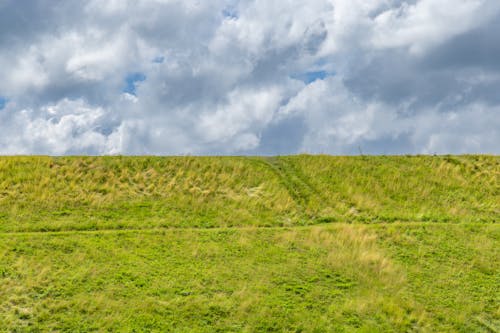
(0, 155, 497, 232)
(0, 156, 298, 232)
(0, 155, 498, 332)
(0, 226, 419, 332)
(374, 223, 500, 332)
(280, 155, 499, 223)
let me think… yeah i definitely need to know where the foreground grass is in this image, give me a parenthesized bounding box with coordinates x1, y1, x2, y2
(0, 226, 416, 332)
(374, 223, 499, 332)
(0, 224, 498, 332)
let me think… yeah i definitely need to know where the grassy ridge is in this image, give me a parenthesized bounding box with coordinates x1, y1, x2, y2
(283, 155, 499, 223)
(0, 155, 498, 231)
(0, 156, 297, 232)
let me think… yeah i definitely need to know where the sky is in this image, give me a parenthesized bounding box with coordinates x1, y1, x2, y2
(0, 0, 499, 155)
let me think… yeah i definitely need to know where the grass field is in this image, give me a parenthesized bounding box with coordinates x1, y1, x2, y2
(0, 155, 498, 332)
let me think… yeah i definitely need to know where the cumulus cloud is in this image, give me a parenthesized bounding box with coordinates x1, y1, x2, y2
(0, 0, 498, 155)
(371, 0, 500, 54)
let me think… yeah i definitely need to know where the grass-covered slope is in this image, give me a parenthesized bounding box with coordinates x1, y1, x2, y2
(0, 224, 498, 332)
(0, 226, 421, 332)
(0, 155, 498, 231)
(281, 155, 499, 223)
(0, 156, 297, 232)
(0, 155, 498, 332)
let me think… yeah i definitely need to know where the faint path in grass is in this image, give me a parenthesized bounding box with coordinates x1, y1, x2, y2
(249, 156, 360, 223)
(272, 157, 330, 203)
(0, 221, 493, 236)
(249, 157, 326, 213)
(248, 157, 308, 208)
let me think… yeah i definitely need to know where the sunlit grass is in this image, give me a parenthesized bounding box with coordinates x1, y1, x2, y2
(0, 155, 497, 232)
(283, 155, 499, 223)
(0, 225, 424, 332)
(374, 223, 500, 332)
(0, 224, 497, 332)
(0, 156, 298, 232)
(0, 155, 498, 332)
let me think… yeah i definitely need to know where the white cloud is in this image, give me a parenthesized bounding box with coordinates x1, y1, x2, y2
(0, 0, 498, 155)
(198, 87, 283, 143)
(0, 99, 120, 155)
(277, 76, 500, 154)
(371, 0, 500, 54)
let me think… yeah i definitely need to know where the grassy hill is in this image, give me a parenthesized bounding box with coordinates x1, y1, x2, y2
(0, 155, 498, 331)
(0, 155, 497, 232)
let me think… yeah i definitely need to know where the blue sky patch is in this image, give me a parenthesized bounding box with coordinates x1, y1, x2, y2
(153, 56, 164, 64)
(123, 73, 146, 95)
(0, 97, 7, 110)
(222, 7, 238, 19)
(291, 71, 332, 84)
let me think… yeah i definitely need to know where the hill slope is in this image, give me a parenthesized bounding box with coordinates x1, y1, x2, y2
(0, 155, 497, 232)
(0, 155, 498, 332)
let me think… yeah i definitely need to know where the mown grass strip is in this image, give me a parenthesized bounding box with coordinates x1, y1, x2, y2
(0, 221, 494, 236)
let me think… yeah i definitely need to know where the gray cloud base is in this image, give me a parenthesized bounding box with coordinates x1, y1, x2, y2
(0, 0, 499, 155)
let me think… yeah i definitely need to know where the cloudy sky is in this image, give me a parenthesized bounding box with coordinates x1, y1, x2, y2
(0, 0, 499, 155)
